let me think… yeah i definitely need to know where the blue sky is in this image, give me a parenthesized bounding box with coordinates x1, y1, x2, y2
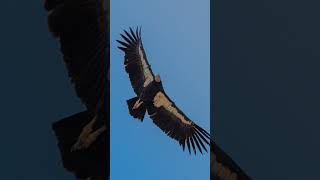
(110, 0, 210, 179)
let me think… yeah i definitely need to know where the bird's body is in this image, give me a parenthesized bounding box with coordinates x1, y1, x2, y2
(129, 75, 163, 113)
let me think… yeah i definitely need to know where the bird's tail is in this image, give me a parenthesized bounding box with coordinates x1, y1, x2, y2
(127, 96, 147, 121)
(52, 111, 107, 179)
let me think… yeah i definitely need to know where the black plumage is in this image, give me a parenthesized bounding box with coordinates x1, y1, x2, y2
(117, 27, 210, 154)
(44, 0, 109, 179)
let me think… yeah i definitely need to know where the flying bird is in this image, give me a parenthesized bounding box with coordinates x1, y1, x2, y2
(117, 28, 210, 154)
(211, 142, 252, 180)
(44, 0, 109, 179)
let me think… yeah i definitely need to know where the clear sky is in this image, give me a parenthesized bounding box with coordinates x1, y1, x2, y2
(110, 0, 210, 180)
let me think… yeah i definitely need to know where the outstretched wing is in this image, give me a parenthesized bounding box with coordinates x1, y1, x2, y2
(211, 142, 252, 180)
(117, 27, 155, 96)
(148, 91, 210, 154)
(45, 0, 109, 179)
(45, 0, 108, 111)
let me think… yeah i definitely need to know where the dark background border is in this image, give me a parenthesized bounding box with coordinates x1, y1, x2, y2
(211, 0, 320, 179)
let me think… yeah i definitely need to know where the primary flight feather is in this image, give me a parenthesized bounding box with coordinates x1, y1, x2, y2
(117, 27, 210, 154)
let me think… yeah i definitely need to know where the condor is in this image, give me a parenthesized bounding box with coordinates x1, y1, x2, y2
(44, 0, 109, 179)
(117, 28, 210, 154)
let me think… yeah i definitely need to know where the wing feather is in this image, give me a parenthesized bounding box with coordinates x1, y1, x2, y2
(192, 134, 203, 154)
(190, 136, 197, 154)
(149, 91, 210, 154)
(186, 138, 191, 154)
(194, 132, 207, 152)
(117, 27, 155, 96)
(46, 0, 108, 112)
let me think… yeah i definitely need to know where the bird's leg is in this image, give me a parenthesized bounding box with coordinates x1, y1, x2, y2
(71, 116, 106, 151)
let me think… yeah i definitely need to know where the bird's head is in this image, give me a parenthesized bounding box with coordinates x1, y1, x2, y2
(155, 74, 161, 82)
(154, 74, 164, 90)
